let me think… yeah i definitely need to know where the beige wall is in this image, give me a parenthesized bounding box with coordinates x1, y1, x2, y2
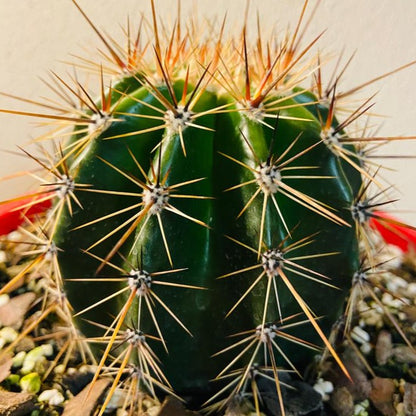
(0, 0, 415, 223)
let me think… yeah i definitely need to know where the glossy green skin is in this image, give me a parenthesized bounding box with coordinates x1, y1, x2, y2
(55, 77, 360, 400)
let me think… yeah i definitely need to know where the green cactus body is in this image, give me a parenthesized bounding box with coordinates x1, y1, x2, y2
(53, 75, 360, 398)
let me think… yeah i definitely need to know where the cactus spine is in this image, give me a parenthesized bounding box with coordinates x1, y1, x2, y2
(0, 1, 415, 414)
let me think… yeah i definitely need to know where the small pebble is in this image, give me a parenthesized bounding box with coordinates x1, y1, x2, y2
(330, 387, 354, 416)
(382, 293, 405, 309)
(79, 364, 95, 374)
(0, 250, 7, 263)
(403, 383, 416, 416)
(370, 378, 396, 416)
(0, 294, 9, 307)
(6, 374, 20, 385)
(40, 343, 53, 357)
(21, 346, 49, 374)
(358, 302, 383, 327)
(393, 346, 416, 364)
(313, 378, 333, 401)
(12, 351, 26, 368)
(38, 389, 65, 406)
(54, 364, 66, 375)
(20, 372, 41, 394)
(354, 399, 369, 416)
(0, 326, 18, 343)
(408, 283, 416, 298)
(386, 275, 408, 293)
(7, 231, 22, 242)
(15, 336, 35, 352)
(0, 292, 36, 329)
(395, 402, 405, 416)
(351, 326, 370, 344)
(360, 342, 372, 355)
(375, 330, 393, 366)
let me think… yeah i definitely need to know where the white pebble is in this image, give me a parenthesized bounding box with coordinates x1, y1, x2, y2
(407, 283, 416, 298)
(21, 358, 37, 374)
(21, 346, 49, 374)
(0, 327, 18, 343)
(351, 326, 370, 344)
(354, 399, 369, 416)
(386, 275, 408, 292)
(79, 364, 94, 374)
(382, 293, 404, 309)
(54, 364, 66, 375)
(40, 343, 54, 357)
(12, 351, 26, 367)
(313, 378, 334, 401)
(398, 312, 407, 321)
(66, 367, 77, 375)
(359, 308, 383, 327)
(0, 294, 9, 307)
(105, 388, 126, 410)
(360, 342, 373, 355)
(38, 389, 65, 406)
(7, 231, 22, 242)
(0, 251, 7, 263)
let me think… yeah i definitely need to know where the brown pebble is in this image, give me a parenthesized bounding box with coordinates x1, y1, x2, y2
(0, 390, 36, 415)
(403, 305, 416, 323)
(157, 396, 201, 416)
(0, 292, 36, 329)
(62, 378, 111, 416)
(14, 336, 35, 353)
(369, 377, 396, 416)
(392, 346, 416, 365)
(322, 348, 371, 401)
(348, 363, 372, 401)
(404, 382, 416, 416)
(329, 387, 354, 416)
(375, 330, 393, 366)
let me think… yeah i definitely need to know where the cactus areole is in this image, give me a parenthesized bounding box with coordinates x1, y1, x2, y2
(52, 69, 361, 399)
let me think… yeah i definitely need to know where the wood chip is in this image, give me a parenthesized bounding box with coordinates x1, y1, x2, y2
(62, 378, 111, 416)
(369, 377, 396, 416)
(0, 292, 36, 329)
(0, 390, 36, 416)
(0, 353, 12, 383)
(404, 383, 416, 416)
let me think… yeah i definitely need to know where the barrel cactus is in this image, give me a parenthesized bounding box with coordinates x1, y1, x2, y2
(0, 1, 414, 415)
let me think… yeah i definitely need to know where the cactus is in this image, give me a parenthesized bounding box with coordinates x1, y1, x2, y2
(0, 1, 415, 415)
